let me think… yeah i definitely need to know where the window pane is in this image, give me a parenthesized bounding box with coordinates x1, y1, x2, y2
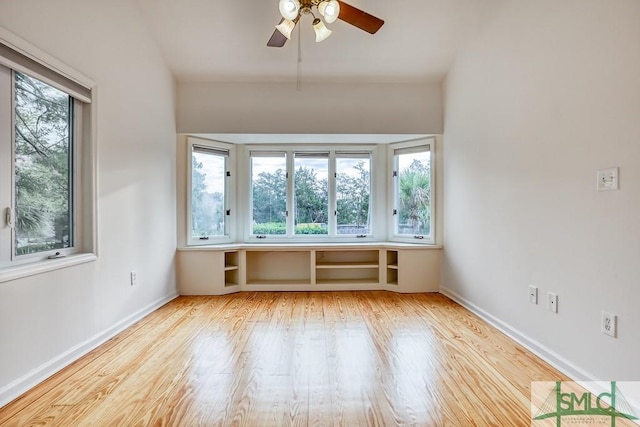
(191, 147, 226, 239)
(336, 155, 371, 235)
(251, 153, 287, 235)
(14, 72, 72, 256)
(396, 148, 431, 236)
(294, 153, 328, 235)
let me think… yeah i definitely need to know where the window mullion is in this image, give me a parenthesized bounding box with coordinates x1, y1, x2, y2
(286, 150, 294, 237)
(328, 151, 336, 237)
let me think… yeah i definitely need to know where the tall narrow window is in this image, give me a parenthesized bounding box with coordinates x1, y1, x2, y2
(14, 72, 73, 256)
(1, 32, 95, 275)
(190, 146, 227, 240)
(336, 153, 371, 235)
(393, 144, 431, 238)
(251, 152, 287, 235)
(294, 152, 328, 235)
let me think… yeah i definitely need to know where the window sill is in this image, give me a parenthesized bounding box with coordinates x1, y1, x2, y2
(177, 242, 443, 251)
(0, 253, 97, 284)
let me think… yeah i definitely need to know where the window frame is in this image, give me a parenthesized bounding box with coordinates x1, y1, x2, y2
(186, 137, 235, 246)
(249, 150, 288, 238)
(10, 71, 80, 263)
(335, 151, 373, 237)
(388, 138, 435, 245)
(0, 26, 96, 280)
(244, 145, 377, 242)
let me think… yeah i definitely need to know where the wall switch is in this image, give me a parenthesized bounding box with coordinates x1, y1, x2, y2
(597, 167, 619, 191)
(602, 311, 617, 338)
(130, 270, 137, 286)
(548, 292, 558, 313)
(529, 285, 538, 304)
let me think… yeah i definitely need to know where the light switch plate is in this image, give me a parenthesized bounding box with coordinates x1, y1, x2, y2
(597, 167, 619, 191)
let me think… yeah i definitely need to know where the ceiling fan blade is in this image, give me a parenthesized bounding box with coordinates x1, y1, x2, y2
(267, 19, 288, 47)
(337, 1, 384, 34)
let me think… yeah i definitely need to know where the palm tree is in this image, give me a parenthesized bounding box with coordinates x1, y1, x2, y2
(399, 160, 430, 234)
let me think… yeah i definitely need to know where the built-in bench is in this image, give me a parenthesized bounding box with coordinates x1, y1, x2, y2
(177, 243, 442, 295)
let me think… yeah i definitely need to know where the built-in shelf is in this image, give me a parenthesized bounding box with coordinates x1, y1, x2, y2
(224, 251, 239, 287)
(316, 278, 380, 285)
(246, 250, 311, 285)
(316, 262, 379, 269)
(386, 250, 398, 285)
(315, 250, 379, 284)
(177, 243, 441, 294)
(246, 279, 312, 286)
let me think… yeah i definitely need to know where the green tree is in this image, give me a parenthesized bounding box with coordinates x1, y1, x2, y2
(294, 166, 328, 226)
(14, 72, 71, 254)
(252, 168, 287, 229)
(399, 159, 430, 234)
(191, 156, 223, 237)
(336, 160, 370, 231)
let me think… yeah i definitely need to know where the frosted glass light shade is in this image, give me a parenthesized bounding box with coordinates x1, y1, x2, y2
(323, 0, 340, 24)
(279, 0, 300, 20)
(318, 1, 328, 15)
(275, 19, 296, 39)
(312, 18, 332, 42)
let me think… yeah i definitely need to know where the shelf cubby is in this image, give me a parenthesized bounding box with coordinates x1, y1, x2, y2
(315, 249, 379, 285)
(386, 250, 399, 285)
(224, 251, 240, 287)
(245, 250, 311, 285)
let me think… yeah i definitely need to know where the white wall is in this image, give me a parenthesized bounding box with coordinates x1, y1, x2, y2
(0, 0, 177, 404)
(177, 82, 443, 134)
(443, 0, 640, 380)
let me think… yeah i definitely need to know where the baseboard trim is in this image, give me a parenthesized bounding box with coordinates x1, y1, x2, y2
(0, 292, 178, 408)
(439, 286, 597, 382)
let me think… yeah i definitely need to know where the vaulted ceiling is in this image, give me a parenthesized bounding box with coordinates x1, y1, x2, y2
(135, 0, 504, 84)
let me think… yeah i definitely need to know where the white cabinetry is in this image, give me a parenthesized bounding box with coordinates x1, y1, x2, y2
(177, 244, 441, 295)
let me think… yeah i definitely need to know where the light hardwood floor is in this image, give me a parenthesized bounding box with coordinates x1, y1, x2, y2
(0, 292, 569, 426)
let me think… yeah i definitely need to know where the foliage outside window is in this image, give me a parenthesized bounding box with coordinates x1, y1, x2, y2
(294, 153, 328, 235)
(251, 152, 287, 235)
(248, 149, 374, 239)
(190, 145, 228, 241)
(336, 153, 371, 235)
(393, 144, 432, 239)
(14, 72, 73, 256)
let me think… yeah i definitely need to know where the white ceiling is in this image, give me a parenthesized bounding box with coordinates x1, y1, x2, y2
(135, 0, 503, 84)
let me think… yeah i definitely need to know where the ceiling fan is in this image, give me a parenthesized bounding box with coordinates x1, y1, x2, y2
(267, 0, 384, 47)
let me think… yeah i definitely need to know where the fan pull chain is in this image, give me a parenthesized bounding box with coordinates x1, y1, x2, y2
(297, 23, 302, 92)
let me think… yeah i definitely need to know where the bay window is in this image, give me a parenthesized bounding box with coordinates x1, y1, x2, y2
(185, 138, 436, 246)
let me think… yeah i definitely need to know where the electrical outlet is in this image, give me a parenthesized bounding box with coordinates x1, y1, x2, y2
(130, 270, 137, 286)
(548, 292, 558, 313)
(597, 167, 619, 191)
(602, 311, 617, 337)
(529, 285, 538, 304)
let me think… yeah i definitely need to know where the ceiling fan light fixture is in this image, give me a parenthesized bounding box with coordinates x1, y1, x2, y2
(279, 0, 300, 20)
(318, 1, 328, 16)
(312, 18, 332, 42)
(323, 0, 340, 24)
(275, 19, 296, 39)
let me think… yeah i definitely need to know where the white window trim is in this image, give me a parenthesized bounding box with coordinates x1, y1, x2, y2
(388, 137, 436, 245)
(0, 25, 97, 283)
(186, 137, 235, 246)
(244, 144, 378, 243)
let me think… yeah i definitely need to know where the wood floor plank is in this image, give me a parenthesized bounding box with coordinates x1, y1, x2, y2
(0, 292, 568, 426)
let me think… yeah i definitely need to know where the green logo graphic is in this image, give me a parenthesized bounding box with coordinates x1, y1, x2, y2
(533, 381, 638, 426)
